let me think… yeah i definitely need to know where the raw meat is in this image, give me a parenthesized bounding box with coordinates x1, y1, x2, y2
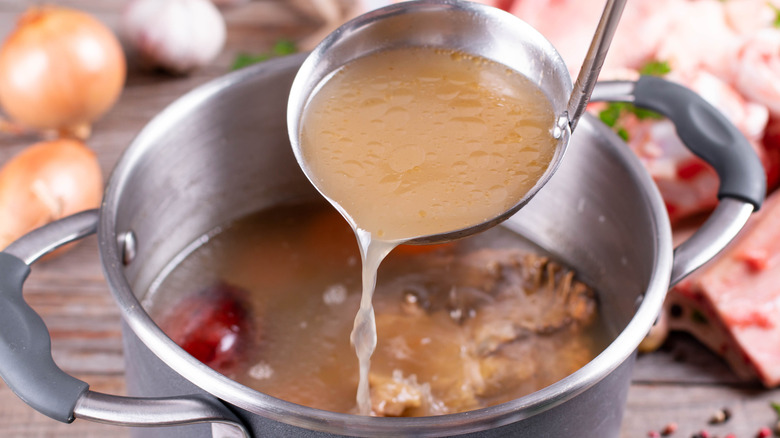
(735, 29, 780, 117)
(368, 250, 599, 415)
(510, 0, 676, 77)
(508, 0, 777, 222)
(669, 190, 780, 387)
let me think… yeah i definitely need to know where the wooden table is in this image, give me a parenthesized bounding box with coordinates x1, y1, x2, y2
(0, 1, 778, 437)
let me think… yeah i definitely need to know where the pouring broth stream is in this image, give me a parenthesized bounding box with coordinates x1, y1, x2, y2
(299, 47, 558, 415)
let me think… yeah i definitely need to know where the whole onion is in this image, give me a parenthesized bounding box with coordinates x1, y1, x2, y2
(0, 139, 103, 253)
(0, 7, 126, 139)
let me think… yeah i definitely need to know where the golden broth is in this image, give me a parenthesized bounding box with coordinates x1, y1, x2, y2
(299, 47, 557, 240)
(148, 202, 608, 416)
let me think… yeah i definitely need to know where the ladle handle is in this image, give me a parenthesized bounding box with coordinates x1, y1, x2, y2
(0, 210, 250, 437)
(591, 76, 766, 285)
(567, 0, 628, 132)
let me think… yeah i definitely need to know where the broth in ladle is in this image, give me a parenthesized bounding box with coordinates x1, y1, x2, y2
(300, 47, 558, 241)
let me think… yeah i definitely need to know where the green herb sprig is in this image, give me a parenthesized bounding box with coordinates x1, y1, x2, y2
(597, 60, 671, 141)
(231, 40, 297, 71)
(770, 3, 780, 28)
(639, 60, 672, 76)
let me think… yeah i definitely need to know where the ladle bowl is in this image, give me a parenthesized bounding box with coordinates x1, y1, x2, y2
(287, 0, 575, 244)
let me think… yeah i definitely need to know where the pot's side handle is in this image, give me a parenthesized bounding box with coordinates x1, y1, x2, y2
(75, 392, 249, 438)
(0, 210, 99, 423)
(633, 76, 765, 209)
(0, 211, 250, 438)
(667, 198, 753, 285)
(0, 252, 88, 422)
(591, 77, 765, 285)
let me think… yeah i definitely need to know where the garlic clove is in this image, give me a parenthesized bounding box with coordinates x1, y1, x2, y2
(122, 0, 227, 75)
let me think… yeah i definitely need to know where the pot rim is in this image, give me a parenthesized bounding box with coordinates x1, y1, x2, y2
(98, 54, 672, 436)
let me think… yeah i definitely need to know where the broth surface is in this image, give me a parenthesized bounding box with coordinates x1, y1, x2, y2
(148, 202, 610, 416)
(300, 47, 558, 240)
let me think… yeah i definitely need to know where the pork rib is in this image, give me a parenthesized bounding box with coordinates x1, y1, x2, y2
(668, 190, 780, 387)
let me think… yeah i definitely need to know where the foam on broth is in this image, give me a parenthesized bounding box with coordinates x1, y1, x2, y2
(299, 47, 559, 414)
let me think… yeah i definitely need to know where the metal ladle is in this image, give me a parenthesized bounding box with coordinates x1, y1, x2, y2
(288, 0, 627, 244)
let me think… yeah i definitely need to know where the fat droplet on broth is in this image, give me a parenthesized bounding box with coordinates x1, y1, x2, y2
(340, 160, 366, 178)
(384, 106, 411, 126)
(515, 123, 544, 139)
(490, 153, 506, 167)
(388, 145, 426, 173)
(449, 98, 483, 117)
(468, 150, 491, 168)
(366, 141, 385, 153)
(339, 90, 359, 103)
(323, 284, 348, 306)
(452, 161, 468, 172)
(487, 185, 509, 204)
(368, 76, 390, 90)
(379, 174, 402, 192)
(388, 88, 415, 105)
(248, 362, 274, 380)
(435, 83, 461, 101)
(360, 97, 389, 120)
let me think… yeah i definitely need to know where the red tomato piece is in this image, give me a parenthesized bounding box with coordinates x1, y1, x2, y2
(159, 282, 253, 373)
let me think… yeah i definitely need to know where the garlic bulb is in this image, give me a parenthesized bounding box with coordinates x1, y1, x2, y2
(122, 0, 226, 74)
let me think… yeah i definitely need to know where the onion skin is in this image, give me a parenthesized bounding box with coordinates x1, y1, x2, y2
(0, 7, 126, 138)
(0, 139, 103, 253)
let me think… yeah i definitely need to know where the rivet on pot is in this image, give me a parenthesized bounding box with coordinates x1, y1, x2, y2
(118, 231, 137, 265)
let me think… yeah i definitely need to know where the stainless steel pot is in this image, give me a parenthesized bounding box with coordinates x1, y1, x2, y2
(0, 52, 764, 437)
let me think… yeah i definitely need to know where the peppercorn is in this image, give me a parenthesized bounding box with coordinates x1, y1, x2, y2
(709, 408, 732, 424)
(661, 422, 678, 436)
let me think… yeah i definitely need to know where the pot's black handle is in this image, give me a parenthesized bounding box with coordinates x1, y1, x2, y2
(592, 76, 765, 285)
(633, 75, 765, 209)
(0, 210, 250, 437)
(0, 253, 89, 422)
(0, 211, 97, 423)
